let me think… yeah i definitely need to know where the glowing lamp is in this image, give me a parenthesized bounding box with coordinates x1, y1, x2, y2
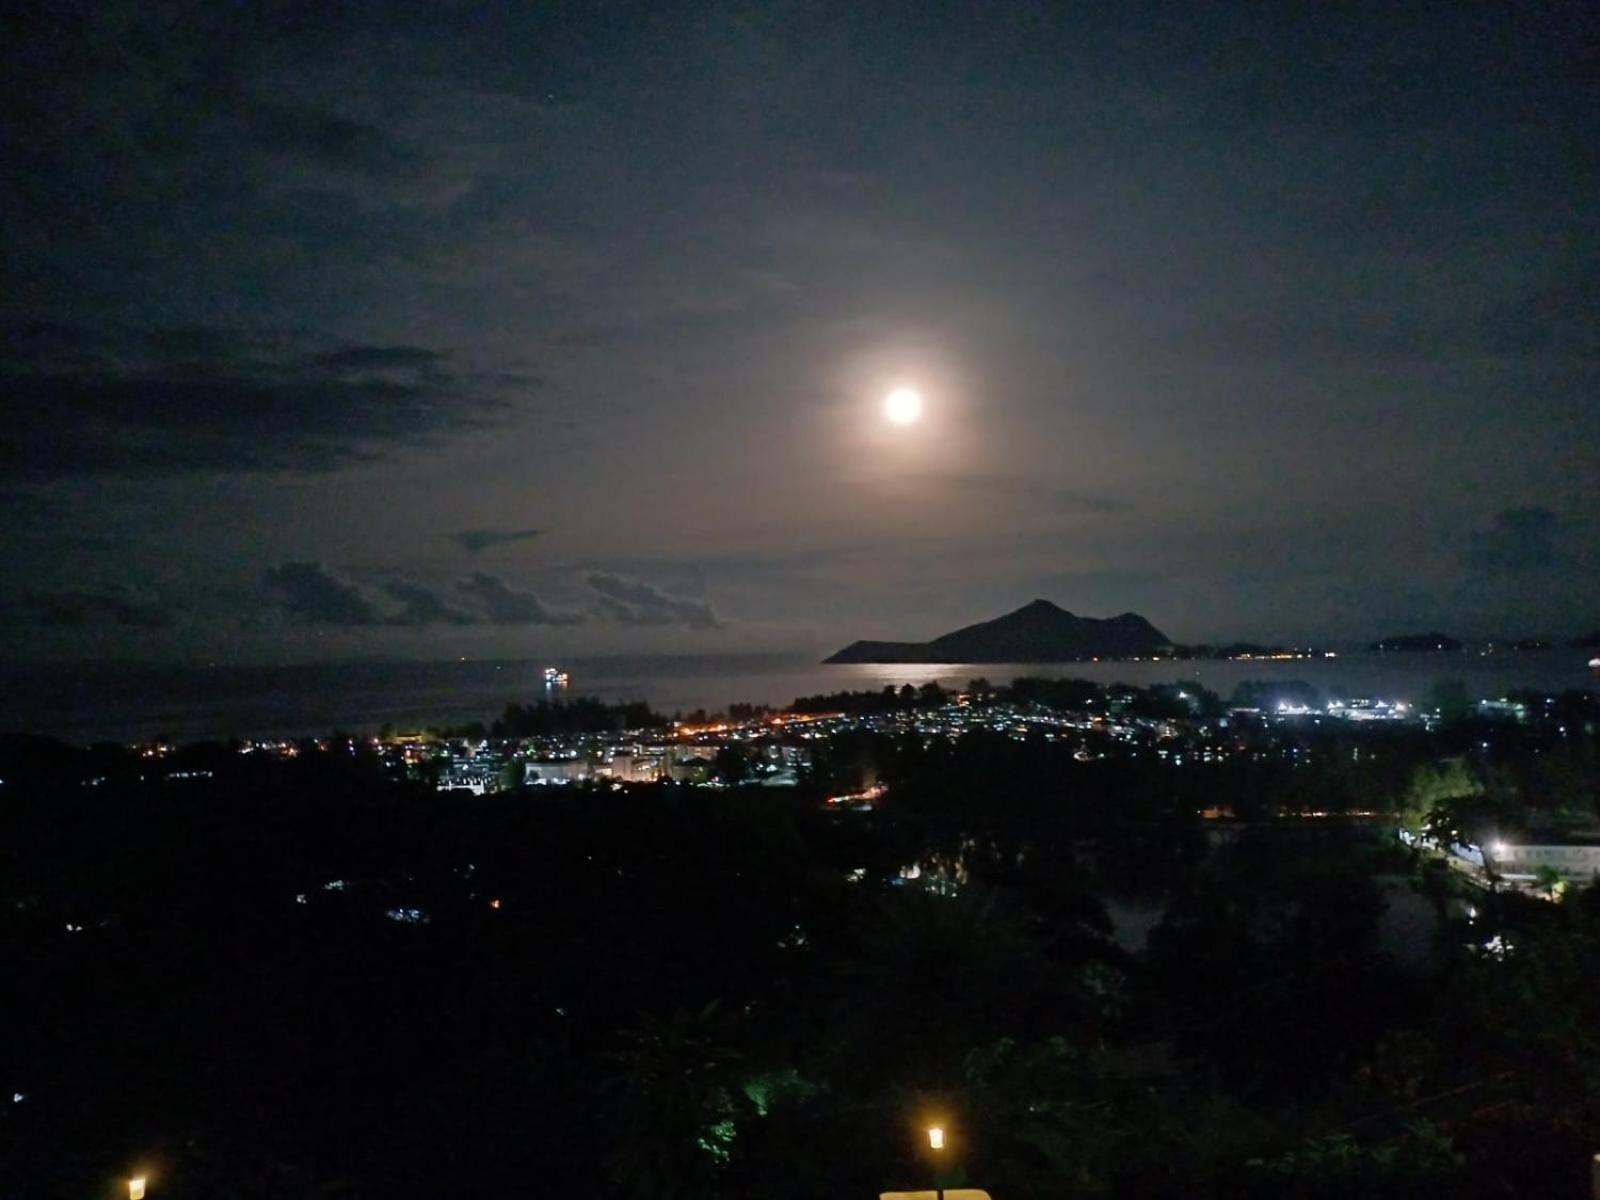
(927, 1126, 945, 1150)
(129, 1179, 147, 1200)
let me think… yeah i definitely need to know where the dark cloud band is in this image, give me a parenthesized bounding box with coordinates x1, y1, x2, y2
(0, 325, 533, 484)
(21, 586, 175, 629)
(451, 528, 545, 554)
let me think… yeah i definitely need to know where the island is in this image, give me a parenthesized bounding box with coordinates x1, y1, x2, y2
(824, 599, 1172, 663)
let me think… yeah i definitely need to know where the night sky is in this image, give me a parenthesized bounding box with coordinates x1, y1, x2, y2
(3, 2, 1596, 664)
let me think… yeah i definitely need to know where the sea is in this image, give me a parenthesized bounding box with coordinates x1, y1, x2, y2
(3, 649, 1597, 746)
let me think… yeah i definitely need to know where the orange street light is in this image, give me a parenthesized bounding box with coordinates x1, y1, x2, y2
(927, 1125, 949, 1200)
(129, 1178, 147, 1200)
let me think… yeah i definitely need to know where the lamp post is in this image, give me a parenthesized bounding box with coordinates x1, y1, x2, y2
(927, 1126, 945, 1200)
(129, 1178, 147, 1200)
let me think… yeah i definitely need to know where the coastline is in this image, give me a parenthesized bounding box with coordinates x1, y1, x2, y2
(3, 649, 1595, 746)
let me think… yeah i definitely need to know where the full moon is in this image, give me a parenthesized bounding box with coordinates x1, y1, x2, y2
(884, 386, 923, 425)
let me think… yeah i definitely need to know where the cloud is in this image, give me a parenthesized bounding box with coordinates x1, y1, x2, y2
(457, 572, 583, 625)
(451, 527, 544, 554)
(1479, 260, 1600, 359)
(4, 5, 473, 217)
(381, 579, 476, 626)
(241, 98, 421, 181)
(265, 562, 592, 627)
(900, 472, 1126, 516)
(0, 324, 533, 483)
(308, 345, 449, 372)
(586, 572, 723, 629)
(22, 585, 174, 628)
(264, 561, 379, 625)
(1465, 507, 1569, 576)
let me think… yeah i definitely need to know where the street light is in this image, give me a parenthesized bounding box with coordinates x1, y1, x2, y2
(928, 1126, 946, 1200)
(129, 1178, 147, 1200)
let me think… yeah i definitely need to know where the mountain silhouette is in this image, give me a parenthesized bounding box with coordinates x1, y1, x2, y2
(825, 599, 1171, 663)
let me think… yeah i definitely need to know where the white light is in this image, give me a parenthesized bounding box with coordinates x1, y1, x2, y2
(928, 1126, 945, 1150)
(884, 386, 923, 425)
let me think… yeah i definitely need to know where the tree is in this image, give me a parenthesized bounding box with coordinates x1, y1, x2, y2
(1422, 785, 1521, 860)
(1398, 759, 1480, 832)
(601, 1003, 743, 1199)
(1533, 864, 1566, 900)
(713, 745, 752, 786)
(1244, 1119, 1464, 1199)
(824, 887, 1090, 1087)
(1422, 679, 1473, 725)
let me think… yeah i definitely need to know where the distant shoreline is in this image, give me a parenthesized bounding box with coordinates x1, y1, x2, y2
(2, 649, 1596, 747)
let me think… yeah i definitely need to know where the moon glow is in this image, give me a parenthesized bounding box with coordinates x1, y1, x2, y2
(884, 386, 923, 425)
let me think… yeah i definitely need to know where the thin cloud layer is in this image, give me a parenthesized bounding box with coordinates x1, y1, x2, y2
(456, 572, 584, 626)
(22, 586, 175, 628)
(1466, 507, 1569, 576)
(382, 579, 477, 626)
(451, 528, 545, 554)
(264, 563, 582, 627)
(264, 561, 379, 626)
(260, 565, 732, 631)
(586, 572, 723, 630)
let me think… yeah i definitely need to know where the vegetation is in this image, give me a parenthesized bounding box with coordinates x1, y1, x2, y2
(490, 696, 668, 737)
(3, 690, 1599, 1197)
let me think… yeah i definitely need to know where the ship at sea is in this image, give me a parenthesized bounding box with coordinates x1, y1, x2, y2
(543, 666, 570, 688)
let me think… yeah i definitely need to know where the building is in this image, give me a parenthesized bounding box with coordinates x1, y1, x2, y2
(600, 749, 665, 783)
(437, 772, 496, 796)
(1490, 835, 1600, 881)
(524, 758, 590, 786)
